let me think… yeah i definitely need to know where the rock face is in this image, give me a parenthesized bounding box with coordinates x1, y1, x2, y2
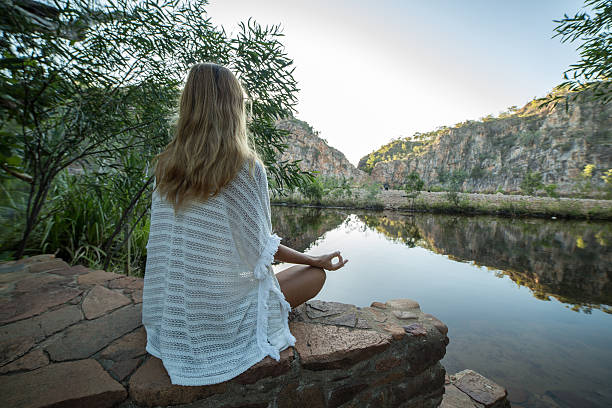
(363, 92, 612, 194)
(277, 118, 368, 183)
(0, 255, 510, 408)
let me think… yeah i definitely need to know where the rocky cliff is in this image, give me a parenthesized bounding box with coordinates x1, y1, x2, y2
(277, 118, 368, 183)
(360, 89, 612, 194)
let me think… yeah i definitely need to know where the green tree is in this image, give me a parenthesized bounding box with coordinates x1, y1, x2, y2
(0, 0, 308, 260)
(552, 0, 611, 104)
(520, 171, 544, 196)
(544, 184, 560, 199)
(444, 170, 467, 206)
(404, 171, 424, 210)
(299, 176, 323, 204)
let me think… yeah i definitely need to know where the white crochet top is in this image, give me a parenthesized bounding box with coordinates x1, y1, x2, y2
(142, 159, 296, 386)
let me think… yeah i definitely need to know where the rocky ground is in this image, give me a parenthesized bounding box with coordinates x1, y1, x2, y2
(1, 254, 510, 408)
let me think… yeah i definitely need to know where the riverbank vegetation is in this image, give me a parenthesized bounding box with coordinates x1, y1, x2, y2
(271, 173, 612, 220)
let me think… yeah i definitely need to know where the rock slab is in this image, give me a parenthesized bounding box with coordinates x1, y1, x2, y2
(0, 359, 126, 408)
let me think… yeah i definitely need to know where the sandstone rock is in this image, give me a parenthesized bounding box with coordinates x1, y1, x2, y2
(290, 321, 391, 370)
(0, 286, 82, 324)
(0, 348, 49, 374)
(370, 301, 387, 309)
(0, 359, 126, 408)
(109, 357, 143, 381)
(328, 383, 368, 408)
(108, 276, 144, 290)
(15, 254, 55, 265)
(375, 356, 401, 372)
(355, 318, 371, 329)
(0, 305, 82, 356)
(132, 289, 143, 304)
(322, 312, 357, 327)
(277, 382, 326, 408)
(362, 306, 387, 322)
(441, 384, 485, 408)
(52, 264, 91, 276)
(45, 304, 142, 361)
(0, 335, 35, 366)
(453, 369, 508, 407)
(38, 304, 83, 336)
(78, 270, 124, 286)
(423, 313, 449, 336)
(276, 119, 368, 183)
(381, 323, 406, 340)
(403, 323, 428, 336)
(233, 348, 294, 385)
(0, 267, 29, 283)
(128, 356, 227, 406)
(386, 298, 420, 311)
(392, 310, 419, 320)
(305, 300, 354, 319)
(82, 285, 132, 320)
(14, 274, 70, 293)
(27, 259, 70, 274)
(98, 326, 147, 361)
(388, 363, 446, 405)
(367, 96, 611, 195)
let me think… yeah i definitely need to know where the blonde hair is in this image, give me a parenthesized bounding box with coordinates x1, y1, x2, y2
(155, 63, 260, 211)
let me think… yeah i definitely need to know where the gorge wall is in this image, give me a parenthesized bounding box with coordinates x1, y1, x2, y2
(276, 118, 368, 183)
(359, 91, 612, 195)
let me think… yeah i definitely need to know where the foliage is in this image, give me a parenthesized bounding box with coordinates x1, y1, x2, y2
(362, 180, 382, 202)
(0, 0, 307, 265)
(319, 175, 354, 200)
(443, 170, 466, 206)
(551, 0, 612, 104)
(577, 163, 596, 195)
(599, 168, 612, 198)
(544, 184, 560, 199)
(356, 130, 443, 174)
(520, 171, 544, 196)
(298, 176, 324, 203)
(404, 171, 424, 209)
(602, 168, 612, 183)
(470, 166, 487, 179)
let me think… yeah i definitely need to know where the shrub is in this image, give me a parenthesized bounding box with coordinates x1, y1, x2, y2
(520, 171, 544, 195)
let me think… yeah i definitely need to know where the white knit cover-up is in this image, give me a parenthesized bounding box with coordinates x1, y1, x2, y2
(142, 159, 296, 386)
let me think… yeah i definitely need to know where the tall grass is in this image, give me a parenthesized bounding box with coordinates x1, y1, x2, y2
(1, 169, 151, 275)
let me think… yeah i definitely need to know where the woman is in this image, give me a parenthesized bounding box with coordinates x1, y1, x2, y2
(142, 62, 348, 386)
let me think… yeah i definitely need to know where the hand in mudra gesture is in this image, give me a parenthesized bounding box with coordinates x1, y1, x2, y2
(311, 251, 348, 271)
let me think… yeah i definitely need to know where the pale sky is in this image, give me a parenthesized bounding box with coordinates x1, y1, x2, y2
(207, 0, 585, 165)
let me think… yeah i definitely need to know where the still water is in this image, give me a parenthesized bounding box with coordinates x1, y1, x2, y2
(270, 205, 612, 408)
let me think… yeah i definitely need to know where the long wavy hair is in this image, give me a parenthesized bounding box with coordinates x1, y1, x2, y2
(154, 63, 260, 211)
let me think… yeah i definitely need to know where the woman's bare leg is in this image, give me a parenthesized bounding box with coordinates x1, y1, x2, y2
(275, 264, 326, 309)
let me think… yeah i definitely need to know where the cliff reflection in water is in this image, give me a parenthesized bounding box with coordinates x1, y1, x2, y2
(358, 213, 612, 314)
(271, 205, 611, 313)
(271, 206, 348, 253)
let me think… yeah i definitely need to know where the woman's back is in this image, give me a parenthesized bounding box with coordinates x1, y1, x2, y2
(143, 159, 294, 386)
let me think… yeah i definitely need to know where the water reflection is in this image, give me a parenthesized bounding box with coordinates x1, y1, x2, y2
(271, 205, 612, 407)
(272, 205, 612, 313)
(358, 213, 612, 314)
(271, 205, 347, 253)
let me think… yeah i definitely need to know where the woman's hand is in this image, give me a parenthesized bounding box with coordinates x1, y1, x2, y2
(311, 251, 348, 271)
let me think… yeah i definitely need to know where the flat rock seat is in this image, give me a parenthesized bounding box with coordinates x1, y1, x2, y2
(0, 255, 509, 408)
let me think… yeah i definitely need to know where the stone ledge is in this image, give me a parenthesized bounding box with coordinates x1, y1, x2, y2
(0, 256, 509, 408)
(441, 370, 511, 408)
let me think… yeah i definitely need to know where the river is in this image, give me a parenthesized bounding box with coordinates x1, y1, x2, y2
(271, 205, 612, 408)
